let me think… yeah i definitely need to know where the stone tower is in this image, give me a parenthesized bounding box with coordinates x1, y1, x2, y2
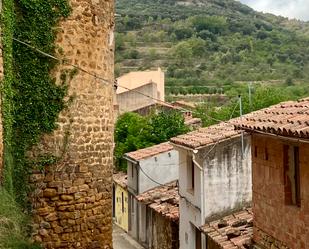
(30, 0, 115, 248)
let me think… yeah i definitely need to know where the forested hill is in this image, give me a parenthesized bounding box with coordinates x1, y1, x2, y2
(115, 0, 309, 94)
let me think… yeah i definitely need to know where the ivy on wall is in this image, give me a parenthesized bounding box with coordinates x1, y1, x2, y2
(2, 0, 15, 195)
(1, 0, 71, 205)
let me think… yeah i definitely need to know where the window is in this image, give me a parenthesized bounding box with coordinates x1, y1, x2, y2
(121, 192, 124, 213)
(283, 145, 301, 207)
(264, 147, 269, 160)
(131, 163, 134, 178)
(254, 146, 258, 157)
(131, 196, 135, 213)
(195, 227, 201, 249)
(187, 156, 195, 191)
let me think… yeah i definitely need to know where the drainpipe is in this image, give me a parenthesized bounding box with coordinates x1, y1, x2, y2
(193, 152, 205, 249)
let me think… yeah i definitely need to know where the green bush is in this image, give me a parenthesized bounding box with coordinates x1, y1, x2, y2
(0, 188, 41, 249)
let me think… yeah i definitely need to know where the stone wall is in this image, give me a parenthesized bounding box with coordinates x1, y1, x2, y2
(252, 133, 309, 249)
(151, 211, 179, 249)
(30, 0, 115, 248)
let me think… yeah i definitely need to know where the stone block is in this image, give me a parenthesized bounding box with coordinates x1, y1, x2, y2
(43, 188, 57, 198)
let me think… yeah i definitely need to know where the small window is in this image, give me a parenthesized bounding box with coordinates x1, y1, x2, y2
(283, 145, 301, 207)
(131, 196, 135, 213)
(154, 157, 158, 162)
(195, 227, 202, 249)
(168, 152, 171, 157)
(131, 164, 134, 178)
(187, 156, 195, 192)
(265, 147, 269, 160)
(121, 192, 124, 213)
(254, 146, 258, 157)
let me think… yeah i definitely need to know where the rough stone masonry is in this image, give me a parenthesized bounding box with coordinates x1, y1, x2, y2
(29, 0, 115, 248)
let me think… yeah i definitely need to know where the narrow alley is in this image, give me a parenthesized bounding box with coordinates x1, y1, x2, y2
(113, 225, 145, 249)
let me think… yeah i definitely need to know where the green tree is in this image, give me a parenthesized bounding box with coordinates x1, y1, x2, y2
(115, 113, 153, 170)
(169, 41, 193, 66)
(149, 110, 189, 144)
(114, 111, 189, 171)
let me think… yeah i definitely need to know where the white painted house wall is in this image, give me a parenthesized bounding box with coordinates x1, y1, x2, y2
(176, 135, 252, 249)
(202, 137, 252, 221)
(138, 149, 179, 193)
(126, 149, 179, 244)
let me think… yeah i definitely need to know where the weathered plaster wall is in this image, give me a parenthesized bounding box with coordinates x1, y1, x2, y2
(179, 198, 202, 249)
(116, 82, 157, 114)
(176, 135, 252, 249)
(202, 136, 252, 221)
(30, 0, 115, 248)
(252, 133, 309, 249)
(177, 147, 203, 249)
(116, 68, 165, 101)
(127, 149, 179, 243)
(127, 162, 138, 195)
(138, 149, 179, 194)
(114, 183, 128, 232)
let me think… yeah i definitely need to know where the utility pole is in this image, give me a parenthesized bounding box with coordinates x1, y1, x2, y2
(248, 82, 252, 112)
(239, 95, 244, 159)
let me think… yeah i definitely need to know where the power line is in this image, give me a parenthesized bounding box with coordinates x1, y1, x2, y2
(12, 37, 110, 85)
(138, 164, 165, 186)
(12, 37, 235, 125)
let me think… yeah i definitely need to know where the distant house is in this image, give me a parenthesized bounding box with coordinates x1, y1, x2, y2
(234, 98, 309, 249)
(170, 122, 252, 249)
(124, 142, 179, 245)
(172, 100, 196, 110)
(113, 172, 128, 232)
(136, 181, 179, 249)
(115, 68, 165, 115)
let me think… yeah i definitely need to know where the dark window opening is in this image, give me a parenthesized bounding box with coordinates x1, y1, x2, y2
(121, 192, 124, 213)
(265, 147, 269, 160)
(195, 227, 201, 249)
(254, 146, 258, 157)
(187, 156, 195, 192)
(131, 164, 134, 178)
(283, 145, 301, 207)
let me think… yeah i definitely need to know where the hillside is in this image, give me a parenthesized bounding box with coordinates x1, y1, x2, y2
(115, 0, 309, 95)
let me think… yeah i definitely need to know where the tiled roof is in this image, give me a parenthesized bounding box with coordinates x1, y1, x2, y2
(173, 100, 196, 109)
(170, 121, 242, 149)
(234, 98, 309, 139)
(185, 117, 202, 125)
(124, 142, 174, 161)
(200, 208, 253, 249)
(136, 181, 179, 222)
(113, 172, 128, 189)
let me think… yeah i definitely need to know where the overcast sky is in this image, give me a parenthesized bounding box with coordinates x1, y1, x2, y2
(239, 0, 309, 21)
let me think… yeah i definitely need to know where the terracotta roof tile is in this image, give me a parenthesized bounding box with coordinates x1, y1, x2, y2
(200, 208, 253, 249)
(234, 98, 309, 139)
(184, 117, 202, 125)
(170, 121, 242, 149)
(136, 181, 179, 222)
(113, 172, 128, 189)
(125, 142, 174, 161)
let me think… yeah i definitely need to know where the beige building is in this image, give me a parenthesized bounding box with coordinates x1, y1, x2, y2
(115, 68, 165, 114)
(113, 172, 129, 232)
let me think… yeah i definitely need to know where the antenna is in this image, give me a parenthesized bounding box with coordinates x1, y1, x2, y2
(248, 82, 252, 112)
(239, 95, 244, 158)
